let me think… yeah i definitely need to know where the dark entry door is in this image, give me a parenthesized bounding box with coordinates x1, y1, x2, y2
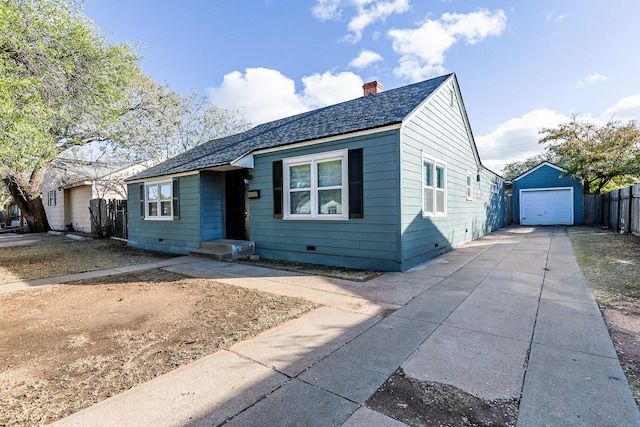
(225, 169, 247, 239)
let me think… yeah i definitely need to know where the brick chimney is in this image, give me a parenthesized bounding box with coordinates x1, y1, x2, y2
(363, 81, 383, 96)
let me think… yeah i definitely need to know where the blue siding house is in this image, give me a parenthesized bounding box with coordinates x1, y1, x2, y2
(512, 162, 583, 226)
(126, 74, 505, 271)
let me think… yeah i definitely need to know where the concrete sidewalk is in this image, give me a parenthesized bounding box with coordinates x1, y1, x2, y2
(24, 226, 638, 426)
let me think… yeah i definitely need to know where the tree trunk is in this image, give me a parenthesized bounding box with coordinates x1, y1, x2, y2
(3, 175, 50, 233)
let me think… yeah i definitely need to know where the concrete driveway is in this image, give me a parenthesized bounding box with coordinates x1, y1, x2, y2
(0, 232, 62, 248)
(13, 225, 636, 426)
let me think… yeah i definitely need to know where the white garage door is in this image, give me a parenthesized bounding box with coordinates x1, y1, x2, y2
(520, 188, 573, 225)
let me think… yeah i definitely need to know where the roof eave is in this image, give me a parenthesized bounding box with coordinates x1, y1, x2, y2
(61, 180, 93, 190)
(248, 122, 403, 158)
(512, 161, 567, 181)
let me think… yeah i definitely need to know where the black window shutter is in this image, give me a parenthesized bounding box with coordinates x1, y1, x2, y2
(139, 183, 145, 219)
(172, 178, 180, 220)
(273, 160, 283, 218)
(348, 148, 363, 218)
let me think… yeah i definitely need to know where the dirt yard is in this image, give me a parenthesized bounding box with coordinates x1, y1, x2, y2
(1, 227, 637, 426)
(368, 369, 519, 427)
(0, 269, 316, 426)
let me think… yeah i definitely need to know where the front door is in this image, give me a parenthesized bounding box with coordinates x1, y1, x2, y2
(225, 169, 248, 239)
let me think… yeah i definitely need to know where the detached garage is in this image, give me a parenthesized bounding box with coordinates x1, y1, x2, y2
(512, 162, 583, 226)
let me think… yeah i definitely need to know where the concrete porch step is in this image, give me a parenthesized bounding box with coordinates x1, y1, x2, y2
(190, 248, 235, 261)
(190, 239, 255, 261)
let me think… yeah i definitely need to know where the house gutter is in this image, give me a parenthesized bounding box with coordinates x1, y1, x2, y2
(126, 170, 200, 185)
(61, 180, 92, 190)
(236, 123, 403, 163)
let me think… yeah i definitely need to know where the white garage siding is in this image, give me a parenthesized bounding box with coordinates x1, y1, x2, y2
(520, 187, 574, 225)
(68, 186, 93, 232)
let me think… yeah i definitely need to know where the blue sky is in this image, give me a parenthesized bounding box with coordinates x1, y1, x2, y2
(84, 0, 640, 173)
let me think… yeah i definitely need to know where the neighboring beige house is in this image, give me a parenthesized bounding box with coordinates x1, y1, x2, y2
(42, 159, 150, 232)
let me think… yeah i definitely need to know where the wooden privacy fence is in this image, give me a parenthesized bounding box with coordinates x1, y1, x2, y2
(583, 183, 640, 236)
(89, 198, 128, 239)
(505, 195, 513, 225)
(108, 199, 127, 239)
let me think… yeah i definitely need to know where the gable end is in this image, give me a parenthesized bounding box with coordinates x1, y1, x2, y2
(513, 161, 567, 181)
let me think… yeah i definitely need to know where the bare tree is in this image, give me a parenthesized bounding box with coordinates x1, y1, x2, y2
(106, 80, 250, 163)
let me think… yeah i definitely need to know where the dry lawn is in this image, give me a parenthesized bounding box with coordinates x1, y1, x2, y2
(0, 237, 175, 284)
(238, 258, 382, 282)
(567, 226, 640, 406)
(0, 269, 316, 426)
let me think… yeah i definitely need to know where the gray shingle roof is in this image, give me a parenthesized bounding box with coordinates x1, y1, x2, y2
(45, 159, 128, 187)
(128, 73, 452, 181)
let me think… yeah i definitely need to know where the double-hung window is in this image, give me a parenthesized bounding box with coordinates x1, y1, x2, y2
(145, 181, 172, 219)
(423, 154, 447, 216)
(283, 150, 348, 220)
(48, 190, 56, 207)
(466, 171, 473, 200)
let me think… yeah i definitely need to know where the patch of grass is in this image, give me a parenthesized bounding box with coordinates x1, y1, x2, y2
(568, 226, 640, 407)
(237, 258, 382, 282)
(567, 226, 640, 310)
(0, 238, 175, 284)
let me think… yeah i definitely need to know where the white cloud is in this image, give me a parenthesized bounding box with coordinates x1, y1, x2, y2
(301, 70, 364, 109)
(441, 10, 508, 44)
(576, 72, 608, 89)
(545, 12, 567, 23)
(388, 9, 507, 82)
(206, 68, 363, 125)
(312, 0, 342, 20)
(346, 0, 410, 42)
(312, 0, 410, 42)
(476, 92, 640, 174)
(349, 50, 384, 68)
(476, 109, 569, 173)
(206, 68, 306, 125)
(602, 93, 640, 121)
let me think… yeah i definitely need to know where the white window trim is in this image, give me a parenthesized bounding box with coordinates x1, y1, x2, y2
(48, 190, 56, 207)
(283, 149, 349, 221)
(144, 180, 173, 220)
(422, 153, 447, 217)
(466, 170, 473, 201)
